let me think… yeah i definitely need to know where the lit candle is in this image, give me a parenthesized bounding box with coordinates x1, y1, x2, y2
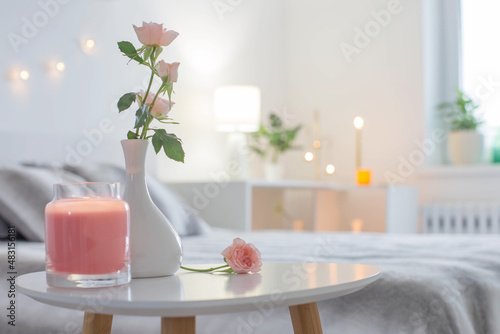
(354, 116, 364, 168)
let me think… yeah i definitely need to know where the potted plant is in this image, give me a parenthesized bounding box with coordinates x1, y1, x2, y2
(249, 113, 301, 179)
(438, 89, 484, 165)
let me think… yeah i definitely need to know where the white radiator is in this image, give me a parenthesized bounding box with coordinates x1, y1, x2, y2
(422, 203, 500, 234)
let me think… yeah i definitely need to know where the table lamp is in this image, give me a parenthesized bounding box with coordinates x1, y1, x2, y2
(214, 86, 261, 180)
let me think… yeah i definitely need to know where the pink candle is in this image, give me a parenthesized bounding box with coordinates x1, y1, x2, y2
(45, 198, 129, 275)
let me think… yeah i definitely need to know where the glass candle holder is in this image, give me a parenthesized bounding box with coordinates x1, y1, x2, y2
(45, 182, 130, 288)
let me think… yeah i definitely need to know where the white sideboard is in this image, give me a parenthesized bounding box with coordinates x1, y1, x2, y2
(169, 180, 418, 233)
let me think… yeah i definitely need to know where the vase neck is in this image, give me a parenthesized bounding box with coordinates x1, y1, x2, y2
(121, 139, 148, 175)
(121, 139, 151, 199)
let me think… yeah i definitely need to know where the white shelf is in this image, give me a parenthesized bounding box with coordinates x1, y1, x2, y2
(170, 179, 390, 192)
(418, 164, 500, 178)
(169, 181, 418, 233)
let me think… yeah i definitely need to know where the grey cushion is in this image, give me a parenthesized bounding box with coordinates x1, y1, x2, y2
(0, 215, 9, 239)
(64, 164, 211, 236)
(0, 166, 86, 241)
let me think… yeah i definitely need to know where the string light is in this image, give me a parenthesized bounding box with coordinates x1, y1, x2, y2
(325, 164, 335, 175)
(313, 140, 321, 149)
(19, 70, 30, 81)
(82, 38, 95, 52)
(55, 62, 65, 72)
(304, 152, 314, 162)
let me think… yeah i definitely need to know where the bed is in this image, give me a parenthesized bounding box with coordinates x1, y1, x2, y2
(1, 164, 500, 334)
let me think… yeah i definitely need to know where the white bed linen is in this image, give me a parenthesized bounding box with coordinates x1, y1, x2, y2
(1, 230, 500, 334)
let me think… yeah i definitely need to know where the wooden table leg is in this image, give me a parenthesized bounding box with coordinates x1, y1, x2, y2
(161, 316, 196, 334)
(289, 302, 323, 334)
(82, 312, 113, 334)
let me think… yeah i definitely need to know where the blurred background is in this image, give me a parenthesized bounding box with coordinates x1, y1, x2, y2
(2, 0, 500, 229)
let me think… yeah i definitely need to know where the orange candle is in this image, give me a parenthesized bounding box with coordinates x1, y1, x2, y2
(45, 199, 129, 275)
(356, 168, 371, 186)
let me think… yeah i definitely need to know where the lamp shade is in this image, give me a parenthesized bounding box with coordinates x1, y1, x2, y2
(214, 85, 261, 132)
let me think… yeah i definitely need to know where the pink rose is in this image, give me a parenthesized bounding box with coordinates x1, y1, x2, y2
(156, 60, 180, 83)
(138, 90, 174, 119)
(221, 238, 262, 274)
(133, 22, 179, 47)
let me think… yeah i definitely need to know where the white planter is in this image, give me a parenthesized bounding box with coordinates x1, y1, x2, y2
(121, 139, 182, 278)
(264, 163, 283, 180)
(448, 130, 483, 165)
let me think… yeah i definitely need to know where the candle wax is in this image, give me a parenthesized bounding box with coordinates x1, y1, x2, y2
(45, 198, 129, 275)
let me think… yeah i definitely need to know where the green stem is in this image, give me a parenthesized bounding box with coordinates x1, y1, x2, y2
(139, 47, 157, 139)
(151, 84, 164, 109)
(142, 47, 156, 102)
(180, 264, 229, 272)
(140, 117, 154, 139)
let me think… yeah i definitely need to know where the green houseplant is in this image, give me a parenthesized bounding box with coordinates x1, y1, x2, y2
(438, 89, 484, 165)
(249, 113, 301, 179)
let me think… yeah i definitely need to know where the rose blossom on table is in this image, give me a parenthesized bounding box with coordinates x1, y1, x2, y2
(180, 238, 262, 274)
(222, 238, 262, 274)
(133, 22, 179, 47)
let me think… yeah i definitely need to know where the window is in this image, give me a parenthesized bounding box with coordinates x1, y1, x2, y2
(461, 0, 500, 129)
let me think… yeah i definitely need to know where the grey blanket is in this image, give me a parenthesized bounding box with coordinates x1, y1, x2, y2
(1, 230, 500, 333)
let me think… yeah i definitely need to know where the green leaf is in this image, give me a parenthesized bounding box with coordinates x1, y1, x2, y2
(249, 146, 265, 156)
(154, 46, 163, 60)
(158, 120, 180, 124)
(117, 92, 137, 112)
(438, 88, 483, 131)
(143, 46, 154, 62)
(134, 105, 149, 129)
(165, 83, 174, 100)
(269, 113, 283, 128)
(151, 131, 163, 154)
(152, 129, 185, 162)
(118, 41, 146, 65)
(127, 131, 138, 139)
(136, 94, 144, 104)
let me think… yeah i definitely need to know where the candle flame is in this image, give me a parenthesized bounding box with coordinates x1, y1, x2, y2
(354, 116, 364, 129)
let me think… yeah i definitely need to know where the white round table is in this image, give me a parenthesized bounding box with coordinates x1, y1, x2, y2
(18, 263, 380, 334)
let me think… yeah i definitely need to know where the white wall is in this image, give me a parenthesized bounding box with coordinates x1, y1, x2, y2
(282, 0, 425, 185)
(0, 0, 287, 176)
(1, 0, 426, 187)
(1, 0, 154, 166)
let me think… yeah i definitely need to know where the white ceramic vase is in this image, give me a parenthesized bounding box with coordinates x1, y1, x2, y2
(447, 130, 484, 165)
(121, 139, 182, 278)
(264, 163, 283, 180)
